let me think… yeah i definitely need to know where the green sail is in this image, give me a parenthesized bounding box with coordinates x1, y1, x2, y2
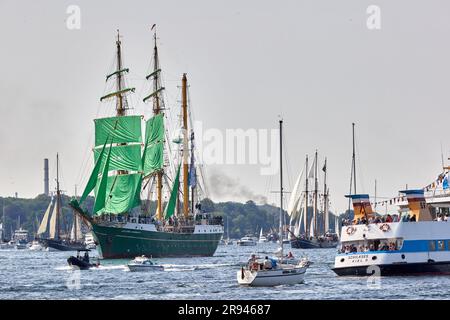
(93, 142, 113, 214)
(94, 144, 142, 172)
(94, 173, 142, 215)
(164, 164, 181, 219)
(143, 114, 165, 175)
(79, 139, 109, 205)
(95, 115, 142, 147)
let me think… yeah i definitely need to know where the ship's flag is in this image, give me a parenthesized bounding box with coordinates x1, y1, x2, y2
(443, 175, 449, 190)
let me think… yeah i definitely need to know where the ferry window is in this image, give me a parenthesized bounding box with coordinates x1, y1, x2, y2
(447, 241, 450, 251)
(429, 241, 436, 251)
(438, 240, 445, 251)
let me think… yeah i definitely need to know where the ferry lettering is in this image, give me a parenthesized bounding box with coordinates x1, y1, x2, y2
(178, 304, 212, 318)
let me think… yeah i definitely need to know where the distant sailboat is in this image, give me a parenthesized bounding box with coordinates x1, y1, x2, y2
(289, 152, 339, 249)
(37, 154, 86, 251)
(258, 228, 268, 243)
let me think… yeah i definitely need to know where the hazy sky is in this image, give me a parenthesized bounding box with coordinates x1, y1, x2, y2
(1, 0, 449, 213)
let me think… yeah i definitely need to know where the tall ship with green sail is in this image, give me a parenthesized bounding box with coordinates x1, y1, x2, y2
(70, 28, 223, 259)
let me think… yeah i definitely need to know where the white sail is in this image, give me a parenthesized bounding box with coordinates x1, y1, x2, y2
(259, 228, 263, 240)
(309, 219, 314, 238)
(70, 214, 82, 241)
(49, 199, 59, 239)
(324, 195, 329, 233)
(37, 200, 53, 236)
(335, 215, 340, 237)
(287, 167, 304, 217)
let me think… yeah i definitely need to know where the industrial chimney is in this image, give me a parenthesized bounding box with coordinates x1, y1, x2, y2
(44, 158, 49, 196)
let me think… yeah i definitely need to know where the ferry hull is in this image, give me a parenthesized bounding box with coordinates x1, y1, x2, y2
(332, 261, 450, 276)
(92, 224, 222, 259)
(40, 238, 86, 251)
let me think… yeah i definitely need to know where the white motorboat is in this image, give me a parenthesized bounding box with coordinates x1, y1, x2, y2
(237, 236, 257, 246)
(29, 240, 44, 251)
(84, 232, 97, 249)
(237, 120, 310, 286)
(127, 255, 164, 272)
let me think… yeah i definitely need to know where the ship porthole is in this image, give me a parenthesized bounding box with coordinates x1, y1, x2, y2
(372, 256, 377, 260)
(401, 254, 405, 259)
(340, 258, 345, 263)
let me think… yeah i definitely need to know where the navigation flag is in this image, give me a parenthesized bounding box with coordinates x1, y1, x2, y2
(443, 175, 449, 190)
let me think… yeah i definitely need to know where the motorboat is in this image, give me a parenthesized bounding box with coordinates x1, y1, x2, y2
(29, 240, 44, 251)
(67, 249, 99, 270)
(127, 255, 164, 272)
(237, 236, 257, 246)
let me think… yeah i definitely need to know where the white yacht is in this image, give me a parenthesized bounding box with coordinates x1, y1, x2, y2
(237, 236, 257, 246)
(13, 228, 28, 250)
(127, 255, 164, 272)
(29, 240, 44, 251)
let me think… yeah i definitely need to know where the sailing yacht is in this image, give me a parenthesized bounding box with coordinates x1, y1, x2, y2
(288, 151, 339, 249)
(258, 228, 268, 243)
(37, 155, 86, 251)
(69, 29, 223, 259)
(237, 120, 309, 286)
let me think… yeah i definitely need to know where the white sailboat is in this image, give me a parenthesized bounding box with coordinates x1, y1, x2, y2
(258, 228, 268, 243)
(237, 120, 310, 286)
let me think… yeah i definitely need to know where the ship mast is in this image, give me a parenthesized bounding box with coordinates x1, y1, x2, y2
(151, 27, 163, 220)
(116, 31, 125, 116)
(56, 153, 61, 240)
(347, 123, 356, 215)
(304, 155, 309, 237)
(323, 157, 328, 233)
(313, 150, 318, 238)
(182, 74, 190, 218)
(279, 120, 284, 258)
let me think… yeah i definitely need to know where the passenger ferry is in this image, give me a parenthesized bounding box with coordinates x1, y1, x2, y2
(332, 190, 450, 276)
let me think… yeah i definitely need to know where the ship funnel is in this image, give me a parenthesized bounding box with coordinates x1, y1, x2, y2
(345, 194, 374, 222)
(44, 158, 49, 196)
(399, 189, 432, 222)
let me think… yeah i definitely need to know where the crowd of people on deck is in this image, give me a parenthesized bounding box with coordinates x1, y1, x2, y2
(342, 212, 450, 226)
(339, 241, 398, 254)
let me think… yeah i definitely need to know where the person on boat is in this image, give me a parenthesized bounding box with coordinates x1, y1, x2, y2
(286, 251, 294, 259)
(83, 251, 89, 263)
(385, 214, 393, 223)
(263, 256, 273, 270)
(410, 214, 417, 222)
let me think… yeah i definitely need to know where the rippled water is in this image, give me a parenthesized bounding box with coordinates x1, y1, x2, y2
(1, 243, 449, 299)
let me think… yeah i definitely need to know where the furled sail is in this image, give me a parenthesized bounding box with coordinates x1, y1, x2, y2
(94, 115, 142, 147)
(37, 199, 53, 236)
(143, 114, 165, 175)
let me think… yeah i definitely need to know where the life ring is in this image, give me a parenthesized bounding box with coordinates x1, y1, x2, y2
(380, 223, 390, 232)
(346, 226, 356, 235)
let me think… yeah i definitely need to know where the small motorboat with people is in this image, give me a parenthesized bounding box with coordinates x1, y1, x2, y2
(67, 249, 99, 270)
(127, 255, 164, 272)
(237, 236, 257, 246)
(237, 120, 310, 286)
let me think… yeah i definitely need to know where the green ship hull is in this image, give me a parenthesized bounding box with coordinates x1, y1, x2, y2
(92, 224, 222, 259)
